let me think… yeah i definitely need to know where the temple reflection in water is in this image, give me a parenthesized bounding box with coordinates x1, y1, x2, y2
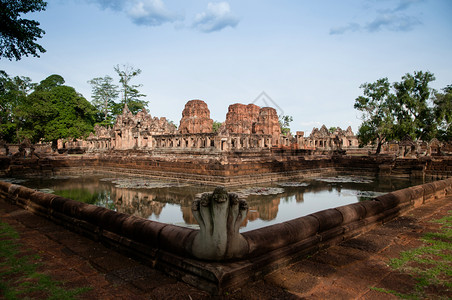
(6, 174, 425, 232)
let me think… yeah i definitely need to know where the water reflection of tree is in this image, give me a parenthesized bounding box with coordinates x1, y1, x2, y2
(54, 189, 116, 211)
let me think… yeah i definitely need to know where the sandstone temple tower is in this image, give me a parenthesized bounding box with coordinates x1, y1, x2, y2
(179, 100, 213, 134)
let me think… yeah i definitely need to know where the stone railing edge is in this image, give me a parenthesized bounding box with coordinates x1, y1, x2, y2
(241, 178, 452, 258)
(0, 178, 451, 294)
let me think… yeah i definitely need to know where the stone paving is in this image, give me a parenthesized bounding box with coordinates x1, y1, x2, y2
(1, 195, 451, 299)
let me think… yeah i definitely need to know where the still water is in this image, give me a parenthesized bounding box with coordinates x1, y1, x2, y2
(1, 174, 427, 232)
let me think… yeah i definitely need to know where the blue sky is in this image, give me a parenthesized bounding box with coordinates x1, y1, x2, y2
(2, 0, 452, 134)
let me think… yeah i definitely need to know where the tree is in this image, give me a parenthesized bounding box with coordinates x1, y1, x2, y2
(433, 85, 452, 141)
(0, 0, 47, 60)
(212, 121, 222, 133)
(354, 71, 450, 154)
(279, 115, 293, 136)
(88, 75, 119, 126)
(0, 71, 35, 142)
(354, 78, 395, 154)
(34, 74, 64, 91)
(392, 71, 436, 141)
(17, 75, 96, 145)
(114, 64, 148, 114)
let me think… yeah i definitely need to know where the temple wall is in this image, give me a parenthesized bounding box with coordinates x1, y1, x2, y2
(1, 153, 451, 186)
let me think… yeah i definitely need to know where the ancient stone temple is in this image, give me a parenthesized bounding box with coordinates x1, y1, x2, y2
(64, 104, 178, 152)
(111, 105, 177, 150)
(57, 99, 362, 153)
(298, 125, 358, 150)
(179, 100, 213, 134)
(224, 103, 261, 134)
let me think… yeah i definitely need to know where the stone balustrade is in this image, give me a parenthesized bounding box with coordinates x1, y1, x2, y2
(0, 177, 451, 293)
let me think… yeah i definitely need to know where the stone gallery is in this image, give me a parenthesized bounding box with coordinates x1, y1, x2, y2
(58, 99, 358, 153)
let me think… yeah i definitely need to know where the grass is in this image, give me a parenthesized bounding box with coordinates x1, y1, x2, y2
(372, 211, 452, 299)
(0, 221, 91, 299)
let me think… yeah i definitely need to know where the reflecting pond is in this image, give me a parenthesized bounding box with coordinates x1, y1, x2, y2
(1, 174, 427, 232)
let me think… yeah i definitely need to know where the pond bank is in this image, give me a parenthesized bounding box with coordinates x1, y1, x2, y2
(0, 178, 451, 294)
(1, 153, 451, 186)
(1, 192, 450, 298)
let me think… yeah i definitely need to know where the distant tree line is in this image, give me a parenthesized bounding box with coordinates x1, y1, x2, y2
(88, 64, 148, 127)
(2, 68, 450, 150)
(0, 64, 149, 145)
(354, 71, 451, 154)
(0, 72, 96, 146)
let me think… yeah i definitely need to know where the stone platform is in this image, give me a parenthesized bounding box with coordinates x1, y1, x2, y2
(1, 193, 450, 299)
(1, 153, 451, 186)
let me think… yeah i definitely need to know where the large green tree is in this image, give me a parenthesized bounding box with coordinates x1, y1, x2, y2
(354, 78, 395, 154)
(0, 71, 35, 142)
(18, 75, 97, 145)
(114, 64, 148, 114)
(355, 71, 451, 154)
(88, 75, 119, 126)
(0, 0, 47, 60)
(392, 71, 437, 141)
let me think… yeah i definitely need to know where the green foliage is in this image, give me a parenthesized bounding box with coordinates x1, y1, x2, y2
(328, 127, 337, 133)
(0, 71, 35, 142)
(279, 115, 293, 135)
(354, 77, 394, 154)
(16, 74, 97, 143)
(88, 64, 151, 123)
(433, 85, 452, 141)
(55, 189, 98, 205)
(34, 74, 64, 91)
(0, 0, 47, 60)
(88, 75, 119, 126)
(212, 120, 222, 133)
(114, 64, 148, 115)
(392, 71, 437, 141)
(168, 120, 178, 129)
(354, 71, 451, 154)
(0, 221, 91, 299)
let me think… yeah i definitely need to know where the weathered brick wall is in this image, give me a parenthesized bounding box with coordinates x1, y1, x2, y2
(0, 153, 451, 185)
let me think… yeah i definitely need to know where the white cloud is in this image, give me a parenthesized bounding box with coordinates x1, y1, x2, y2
(88, 0, 179, 27)
(127, 0, 179, 26)
(330, 0, 422, 35)
(392, 0, 423, 12)
(193, 2, 240, 33)
(365, 14, 421, 32)
(88, 0, 125, 11)
(329, 23, 360, 35)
